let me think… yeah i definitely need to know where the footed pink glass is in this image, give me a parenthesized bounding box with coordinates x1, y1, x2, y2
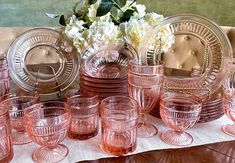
(100, 96, 139, 155)
(0, 95, 39, 145)
(67, 94, 99, 140)
(160, 92, 202, 146)
(24, 101, 71, 162)
(128, 60, 164, 137)
(221, 94, 235, 136)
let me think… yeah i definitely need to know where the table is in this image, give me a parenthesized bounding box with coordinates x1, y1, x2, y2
(81, 140, 235, 163)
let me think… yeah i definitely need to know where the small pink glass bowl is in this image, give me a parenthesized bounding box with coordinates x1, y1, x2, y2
(82, 41, 134, 79)
(23, 101, 71, 163)
(67, 94, 99, 140)
(100, 96, 139, 155)
(160, 92, 202, 146)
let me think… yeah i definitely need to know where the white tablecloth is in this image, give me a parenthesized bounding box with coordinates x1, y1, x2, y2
(12, 115, 235, 163)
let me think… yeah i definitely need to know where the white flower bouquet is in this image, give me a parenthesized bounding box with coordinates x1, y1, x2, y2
(47, 0, 174, 58)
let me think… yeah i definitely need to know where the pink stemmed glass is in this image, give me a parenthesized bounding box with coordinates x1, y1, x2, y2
(23, 101, 71, 162)
(128, 60, 164, 137)
(0, 95, 39, 145)
(160, 92, 202, 146)
(221, 94, 235, 136)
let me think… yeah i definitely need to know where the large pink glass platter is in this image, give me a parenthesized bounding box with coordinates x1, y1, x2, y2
(139, 14, 233, 99)
(7, 28, 80, 95)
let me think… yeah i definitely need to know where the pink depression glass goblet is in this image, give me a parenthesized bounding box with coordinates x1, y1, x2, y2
(24, 101, 71, 163)
(221, 94, 235, 136)
(128, 60, 164, 137)
(160, 92, 202, 146)
(0, 95, 39, 145)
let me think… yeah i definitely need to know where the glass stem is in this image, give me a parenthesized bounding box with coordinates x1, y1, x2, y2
(140, 113, 147, 125)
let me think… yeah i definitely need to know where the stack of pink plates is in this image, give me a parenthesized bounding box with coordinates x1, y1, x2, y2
(150, 91, 224, 123)
(79, 69, 128, 101)
(199, 93, 224, 123)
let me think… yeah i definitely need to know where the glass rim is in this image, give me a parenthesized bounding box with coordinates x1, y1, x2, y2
(128, 59, 164, 68)
(160, 92, 202, 112)
(0, 95, 39, 105)
(24, 101, 70, 118)
(100, 95, 139, 112)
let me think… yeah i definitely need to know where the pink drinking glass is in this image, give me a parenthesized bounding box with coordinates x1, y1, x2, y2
(67, 94, 99, 140)
(160, 92, 202, 146)
(100, 96, 139, 155)
(0, 95, 39, 145)
(221, 94, 235, 136)
(128, 60, 164, 137)
(0, 105, 14, 162)
(24, 101, 71, 162)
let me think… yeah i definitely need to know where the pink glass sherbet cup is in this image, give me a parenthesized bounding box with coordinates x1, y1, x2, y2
(160, 92, 202, 146)
(24, 101, 71, 162)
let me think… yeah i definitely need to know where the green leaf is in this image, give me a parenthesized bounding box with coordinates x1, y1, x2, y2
(110, 7, 121, 24)
(59, 15, 66, 26)
(121, 9, 135, 22)
(96, 1, 113, 17)
(44, 13, 60, 18)
(112, 0, 126, 7)
(88, 0, 97, 4)
(123, 9, 135, 18)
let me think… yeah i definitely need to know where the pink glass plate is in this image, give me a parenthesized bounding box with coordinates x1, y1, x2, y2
(139, 14, 233, 99)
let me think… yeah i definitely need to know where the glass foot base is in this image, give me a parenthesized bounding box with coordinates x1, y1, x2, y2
(32, 144, 68, 162)
(12, 131, 32, 145)
(222, 124, 235, 137)
(160, 130, 193, 146)
(137, 122, 158, 138)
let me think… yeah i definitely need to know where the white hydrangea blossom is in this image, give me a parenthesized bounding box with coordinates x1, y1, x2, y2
(65, 15, 85, 39)
(64, 0, 175, 58)
(131, 3, 146, 19)
(154, 24, 175, 53)
(120, 18, 149, 49)
(85, 20, 122, 49)
(144, 13, 164, 26)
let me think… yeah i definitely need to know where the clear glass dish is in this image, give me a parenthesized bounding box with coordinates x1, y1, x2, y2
(7, 28, 80, 95)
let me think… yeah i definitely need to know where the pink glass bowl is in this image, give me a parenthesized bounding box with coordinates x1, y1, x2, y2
(82, 41, 134, 79)
(24, 101, 71, 162)
(160, 92, 202, 146)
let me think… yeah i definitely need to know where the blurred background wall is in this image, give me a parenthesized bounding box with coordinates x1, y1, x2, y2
(0, 0, 234, 26)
